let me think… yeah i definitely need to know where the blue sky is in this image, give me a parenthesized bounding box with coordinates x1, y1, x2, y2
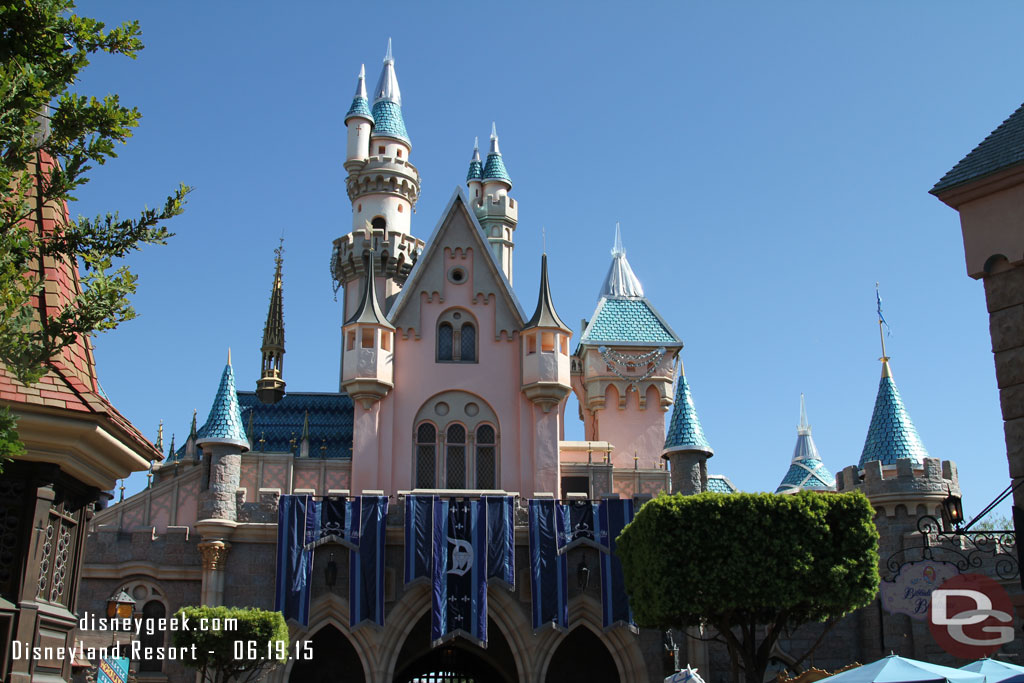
(76, 1, 1021, 520)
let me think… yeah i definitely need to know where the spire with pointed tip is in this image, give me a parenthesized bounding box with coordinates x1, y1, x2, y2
(600, 223, 645, 298)
(371, 38, 409, 143)
(167, 434, 176, 461)
(195, 358, 249, 451)
(467, 137, 483, 182)
(155, 420, 164, 453)
(776, 395, 835, 493)
(345, 254, 394, 328)
(345, 63, 374, 124)
(257, 242, 286, 405)
(525, 254, 570, 331)
(663, 368, 713, 457)
(482, 122, 511, 184)
(858, 360, 929, 467)
(189, 409, 197, 439)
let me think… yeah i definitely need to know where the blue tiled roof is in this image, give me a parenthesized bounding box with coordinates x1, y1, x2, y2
(581, 297, 681, 345)
(776, 433, 835, 493)
(663, 373, 712, 454)
(240, 392, 354, 459)
(707, 475, 737, 493)
(195, 363, 248, 449)
(858, 373, 929, 467)
(345, 96, 373, 123)
(482, 153, 511, 183)
(371, 100, 408, 143)
(467, 159, 483, 181)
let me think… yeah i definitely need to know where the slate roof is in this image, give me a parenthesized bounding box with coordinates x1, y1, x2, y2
(240, 392, 354, 459)
(345, 96, 373, 123)
(482, 153, 511, 184)
(858, 366, 929, 467)
(524, 254, 570, 331)
(707, 475, 737, 493)
(195, 363, 249, 449)
(775, 432, 835, 493)
(932, 101, 1024, 194)
(371, 100, 409, 143)
(663, 373, 712, 455)
(580, 297, 681, 346)
(467, 159, 483, 181)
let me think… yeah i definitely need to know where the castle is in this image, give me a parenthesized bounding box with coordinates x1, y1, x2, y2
(77, 42, 1015, 683)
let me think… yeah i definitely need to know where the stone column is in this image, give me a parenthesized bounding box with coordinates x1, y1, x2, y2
(198, 540, 231, 606)
(199, 444, 241, 522)
(668, 451, 708, 495)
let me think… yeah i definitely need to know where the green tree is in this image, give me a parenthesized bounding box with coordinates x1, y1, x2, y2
(172, 606, 289, 683)
(617, 491, 879, 683)
(0, 0, 189, 388)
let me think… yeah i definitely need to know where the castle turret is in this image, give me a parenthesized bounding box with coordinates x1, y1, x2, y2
(196, 352, 248, 523)
(522, 254, 572, 412)
(662, 364, 713, 495)
(859, 358, 929, 468)
(344, 64, 373, 167)
(775, 394, 835, 494)
(332, 40, 424, 332)
(571, 224, 682, 469)
(256, 243, 286, 405)
(341, 256, 395, 409)
(466, 137, 483, 205)
(474, 123, 518, 283)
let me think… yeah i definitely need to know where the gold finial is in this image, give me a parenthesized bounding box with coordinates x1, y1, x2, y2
(258, 431, 266, 450)
(119, 479, 125, 502)
(147, 462, 153, 488)
(227, 347, 232, 366)
(275, 237, 284, 270)
(634, 452, 639, 470)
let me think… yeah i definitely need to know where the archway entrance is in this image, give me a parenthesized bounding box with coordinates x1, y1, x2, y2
(545, 627, 619, 683)
(288, 624, 366, 683)
(392, 613, 517, 683)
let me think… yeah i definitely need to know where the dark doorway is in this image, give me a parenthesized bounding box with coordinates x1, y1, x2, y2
(393, 613, 517, 683)
(288, 624, 365, 683)
(545, 627, 619, 683)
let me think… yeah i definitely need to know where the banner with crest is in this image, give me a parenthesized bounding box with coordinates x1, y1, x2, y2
(405, 494, 434, 585)
(431, 498, 488, 647)
(349, 495, 389, 629)
(529, 498, 568, 632)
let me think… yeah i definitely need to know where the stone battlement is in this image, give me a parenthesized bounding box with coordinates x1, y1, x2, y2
(836, 457, 959, 517)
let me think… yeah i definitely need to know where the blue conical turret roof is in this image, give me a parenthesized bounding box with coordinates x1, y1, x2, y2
(776, 395, 835, 493)
(467, 137, 483, 181)
(482, 123, 511, 184)
(195, 354, 249, 451)
(371, 39, 409, 143)
(345, 64, 373, 124)
(858, 361, 928, 467)
(663, 370, 713, 456)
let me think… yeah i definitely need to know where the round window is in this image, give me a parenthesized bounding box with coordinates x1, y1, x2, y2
(448, 267, 466, 284)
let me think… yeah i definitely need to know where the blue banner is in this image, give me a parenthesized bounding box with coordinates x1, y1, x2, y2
(308, 495, 358, 551)
(558, 499, 602, 553)
(275, 495, 317, 625)
(485, 495, 515, 589)
(97, 656, 128, 683)
(431, 498, 487, 647)
(405, 494, 434, 585)
(529, 498, 568, 632)
(598, 498, 636, 631)
(350, 495, 388, 629)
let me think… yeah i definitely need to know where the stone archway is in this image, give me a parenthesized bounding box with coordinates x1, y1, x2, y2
(288, 624, 366, 683)
(543, 626, 619, 683)
(391, 612, 518, 683)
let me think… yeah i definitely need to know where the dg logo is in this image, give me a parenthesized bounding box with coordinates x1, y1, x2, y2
(928, 573, 1016, 658)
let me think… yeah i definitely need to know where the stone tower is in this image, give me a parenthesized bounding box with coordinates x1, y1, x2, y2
(256, 244, 285, 405)
(571, 224, 682, 468)
(662, 365, 714, 495)
(469, 124, 518, 283)
(332, 40, 424, 372)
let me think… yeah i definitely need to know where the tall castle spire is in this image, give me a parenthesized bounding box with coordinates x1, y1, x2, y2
(370, 38, 409, 144)
(196, 352, 249, 451)
(482, 122, 511, 185)
(601, 223, 644, 298)
(257, 241, 286, 405)
(467, 137, 483, 182)
(345, 64, 373, 125)
(776, 394, 835, 493)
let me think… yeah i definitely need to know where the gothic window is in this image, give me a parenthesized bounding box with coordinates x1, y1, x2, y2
(438, 323, 454, 361)
(415, 423, 437, 489)
(139, 600, 166, 672)
(446, 424, 467, 489)
(460, 323, 476, 362)
(476, 424, 496, 490)
(436, 310, 478, 363)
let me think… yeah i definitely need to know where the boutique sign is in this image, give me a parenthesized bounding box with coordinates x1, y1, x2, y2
(880, 560, 959, 620)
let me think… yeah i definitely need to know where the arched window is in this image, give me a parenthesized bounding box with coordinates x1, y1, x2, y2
(476, 424, 496, 490)
(436, 310, 478, 363)
(371, 216, 386, 231)
(460, 323, 476, 362)
(415, 423, 436, 489)
(139, 600, 166, 672)
(446, 424, 466, 489)
(437, 323, 454, 361)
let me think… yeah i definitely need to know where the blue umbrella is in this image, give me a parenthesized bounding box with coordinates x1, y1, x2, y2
(820, 655, 986, 683)
(961, 659, 1024, 683)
